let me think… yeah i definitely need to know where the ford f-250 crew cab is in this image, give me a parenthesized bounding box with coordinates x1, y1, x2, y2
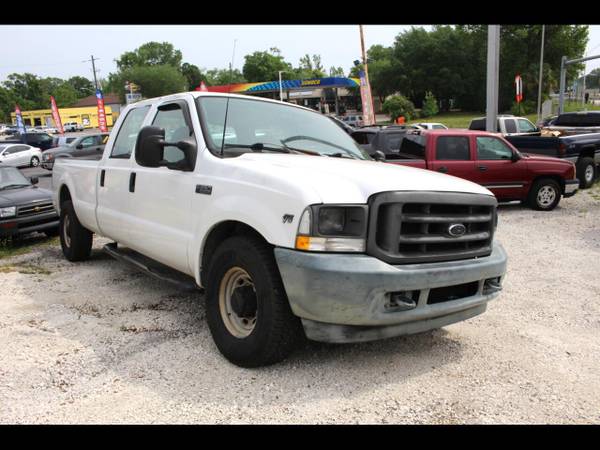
(384, 129, 579, 211)
(52, 92, 507, 367)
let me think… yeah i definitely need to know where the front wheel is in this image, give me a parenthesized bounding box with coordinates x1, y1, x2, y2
(205, 235, 304, 367)
(528, 178, 561, 211)
(577, 157, 595, 189)
(30, 156, 39, 167)
(59, 200, 93, 261)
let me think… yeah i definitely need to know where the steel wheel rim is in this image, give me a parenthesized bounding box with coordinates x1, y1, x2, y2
(31, 157, 39, 167)
(585, 165, 594, 183)
(537, 185, 556, 207)
(218, 267, 257, 338)
(63, 215, 71, 247)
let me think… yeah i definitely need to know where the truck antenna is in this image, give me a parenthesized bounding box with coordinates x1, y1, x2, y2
(221, 39, 237, 157)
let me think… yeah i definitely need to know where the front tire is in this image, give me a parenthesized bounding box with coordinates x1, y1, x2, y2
(528, 178, 561, 211)
(30, 156, 39, 167)
(59, 200, 93, 261)
(577, 157, 595, 189)
(205, 235, 303, 367)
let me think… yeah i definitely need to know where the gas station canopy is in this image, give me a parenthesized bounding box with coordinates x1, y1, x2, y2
(205, 76, 360, 94)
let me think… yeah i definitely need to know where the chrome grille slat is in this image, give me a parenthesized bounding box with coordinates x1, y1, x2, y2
(398, 231, 490, 244)
(401, 213, 492, 223)
(17, 202, 54, 217)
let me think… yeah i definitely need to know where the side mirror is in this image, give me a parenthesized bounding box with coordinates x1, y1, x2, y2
(135, 125, 197, 171)
(76, 144, 83, 149)
(511, 151, 521, 162)
(30, 176, 38, 185)
(371, 150, 386, 162)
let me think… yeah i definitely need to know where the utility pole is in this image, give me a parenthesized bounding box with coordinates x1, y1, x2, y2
(536, 25, 545, 123)
(83, 55, 100, 90)
(359, 25, 376, 125)
(486, 25, 501, 133)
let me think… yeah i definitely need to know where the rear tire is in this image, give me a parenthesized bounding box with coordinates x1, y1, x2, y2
(205, 235, 303, 367)
(527, 178, 561, 211)
(576, 157, 595, 189)
(30, 156, 39, 167)
(59, 200, 93, 261)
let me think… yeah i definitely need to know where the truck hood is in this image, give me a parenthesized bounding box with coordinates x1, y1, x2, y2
(231, 153, 493, 204)
(0, 186, 52, 208)
(521, 153, 573, 165)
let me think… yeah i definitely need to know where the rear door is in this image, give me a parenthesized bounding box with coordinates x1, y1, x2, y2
(474, 135, 526, 200)
(429, 135, 476, 180)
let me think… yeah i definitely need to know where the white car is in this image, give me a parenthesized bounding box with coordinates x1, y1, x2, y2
(63, 122, 84, 132)
(52, 92, 507, 367)
(412, 122, 448, 130)
(0, 143, 42, 168)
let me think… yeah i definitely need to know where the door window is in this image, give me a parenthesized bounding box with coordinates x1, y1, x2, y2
(151, 102, 194, 164)
(504, 119, 517, 133)
(435, 136, 471, 160)
(518, 119, 537, 133)
(79, 136, 96, 147)
(476, 137, 514, 160)
(110, 106, 150, 158)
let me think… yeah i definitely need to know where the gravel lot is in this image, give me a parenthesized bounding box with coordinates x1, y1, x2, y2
(1, 187, 599, 424)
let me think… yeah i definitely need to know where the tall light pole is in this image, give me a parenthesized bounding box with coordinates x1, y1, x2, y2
(83, 55, 100, 90)
(536, 25, 545, 123)
(278, 70, 285, 102)
(486, 25, 501, 133)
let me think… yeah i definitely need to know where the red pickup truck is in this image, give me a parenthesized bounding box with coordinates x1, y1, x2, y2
(384, 129, 579, 211)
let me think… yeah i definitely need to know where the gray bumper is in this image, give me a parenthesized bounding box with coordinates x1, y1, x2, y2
(274, 242, 507, 343)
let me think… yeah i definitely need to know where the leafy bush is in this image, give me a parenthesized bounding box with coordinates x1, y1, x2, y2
(420, 91, 439, 118)
(382, 95, 416, 122)
(510, 99, 536, 115)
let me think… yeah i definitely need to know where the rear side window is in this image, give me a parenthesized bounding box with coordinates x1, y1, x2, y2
(352, 132, 374, 145)
(110, 106, 150, 158)
(469, 119, 485, 131)
(435, 136, 470, 160)
(504, 119, 517, 133)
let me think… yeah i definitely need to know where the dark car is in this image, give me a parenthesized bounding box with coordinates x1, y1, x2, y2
(2, 132, 56, 151)
(0, 166, 59, 238)
(544, 111, 600, 136)
(41, 133, 109, 170)
(328, 115, 355, 135)
(351, 126, 409, 155)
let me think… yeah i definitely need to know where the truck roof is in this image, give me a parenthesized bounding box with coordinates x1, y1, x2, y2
(417, 129, 502, 138)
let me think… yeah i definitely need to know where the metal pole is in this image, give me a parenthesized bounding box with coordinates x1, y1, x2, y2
(536, 25, 545, 123)
(582, 70, 586, 107)
(559, 56, 567, 115)
(359, 25, 376, 125)
(486, 25, 500, 133)
(90, 55, 99, 91)
(279, 71, 283, 102)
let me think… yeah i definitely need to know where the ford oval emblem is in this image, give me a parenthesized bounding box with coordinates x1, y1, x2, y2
(448, 223, 467, 237)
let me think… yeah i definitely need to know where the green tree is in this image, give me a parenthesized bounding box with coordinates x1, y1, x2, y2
(205, 67, 246, 86)
(294, 54, 326, 79)
(243, 48, 292, 82)
(329, 66, 345, 77)
(382, 95, 415, 121)
(420, 91, 439, 117)
(181, 62, 207, 91)
(67, 76, 95, 98)
(116, 41, 183, 70)
(0, 86, 16, 122)
(106, 65, 187, 102)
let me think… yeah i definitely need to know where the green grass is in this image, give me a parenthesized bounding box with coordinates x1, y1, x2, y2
(0, 236, 59, 260)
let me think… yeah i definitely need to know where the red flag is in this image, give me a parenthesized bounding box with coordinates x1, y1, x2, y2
(95, 89, 108, 132)
(195, 81, 208, 92)
(50, 96, 64, 135)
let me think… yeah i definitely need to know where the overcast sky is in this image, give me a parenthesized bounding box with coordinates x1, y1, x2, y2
(1, 25, 599, 83)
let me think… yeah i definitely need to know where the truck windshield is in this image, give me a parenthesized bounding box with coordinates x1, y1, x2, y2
(0, 167, 30, 190)
(197, 96, 371, 160)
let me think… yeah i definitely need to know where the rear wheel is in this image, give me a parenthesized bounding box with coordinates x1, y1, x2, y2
(577, 157, 595, 189)
(59, 200, 93, 261)
(205, 235, 303, 367)
(528, 178, 561, 211)
(30, 156, 39, 167)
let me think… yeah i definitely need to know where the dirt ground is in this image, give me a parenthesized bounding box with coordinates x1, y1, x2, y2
(1, 188, 599, 424)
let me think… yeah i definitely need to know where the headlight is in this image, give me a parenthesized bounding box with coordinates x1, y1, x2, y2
(295, 205, 367, 252)
(0, 206, 16, 218)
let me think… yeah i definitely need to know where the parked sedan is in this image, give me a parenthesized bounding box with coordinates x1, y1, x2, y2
(0, 144, 42, 168)
(0, 166, 59, 238)
(41, 133, 109, 170)
(412, 122, 448, 130)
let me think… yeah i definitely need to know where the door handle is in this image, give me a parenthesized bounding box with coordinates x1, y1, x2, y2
(129, 172, 136, 193)
(437, 166, 448, 173)
(478, 165, 488, 171)
(100, 169, 105, 187)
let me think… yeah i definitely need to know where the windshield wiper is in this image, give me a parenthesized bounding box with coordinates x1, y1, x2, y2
(326, 152, 357, 159)
(223, 143, 291, 154)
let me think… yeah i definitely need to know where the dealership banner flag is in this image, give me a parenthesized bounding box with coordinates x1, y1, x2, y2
(195, 81, 208, 91)
(14, 105, 26, 133)
(359, 70, 376, 126)
(515, 74, 523, 103)
(50, 96, 64, 135)
(95, 89, 108, 132)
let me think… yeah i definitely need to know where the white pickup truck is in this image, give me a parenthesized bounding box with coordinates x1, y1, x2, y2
(52, 92, 507, 367)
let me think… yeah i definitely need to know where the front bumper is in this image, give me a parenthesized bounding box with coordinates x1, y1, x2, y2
(0, 211, 59, 237)
(274, 242, 507, 343)
(41, 160, 54, 170)
(563, 179, 579, 197)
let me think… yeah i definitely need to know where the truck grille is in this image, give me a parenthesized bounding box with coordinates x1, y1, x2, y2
(17, 201, 55, 217)
(367, 192, 497, 264)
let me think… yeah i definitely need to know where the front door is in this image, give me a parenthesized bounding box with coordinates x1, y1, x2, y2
(128, 99, 196, 274)
(474, 136, 526, 201)
(96, 105, 151, 245)
(429, 135, 476, 181)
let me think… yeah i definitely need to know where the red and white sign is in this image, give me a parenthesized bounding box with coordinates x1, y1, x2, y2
(195, 81, 208, 92)
(50, 96, 64, 135)
(95, 89, 108, 132)
(359, 70, 376, 126)
(515, 74, 523, 103)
